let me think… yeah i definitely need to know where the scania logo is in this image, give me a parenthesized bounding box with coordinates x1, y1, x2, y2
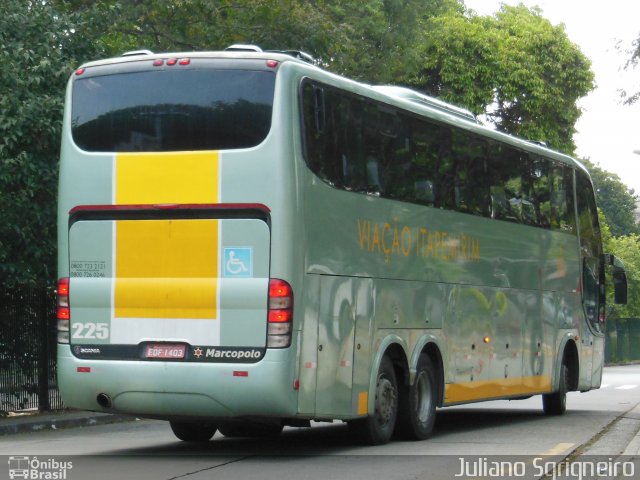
(74, 346, 101, 354)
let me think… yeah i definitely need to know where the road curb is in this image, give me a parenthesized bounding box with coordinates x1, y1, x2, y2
(0, 412, 138, 436)
(575, 402, 640, 458)
(622, 403, 640, 456)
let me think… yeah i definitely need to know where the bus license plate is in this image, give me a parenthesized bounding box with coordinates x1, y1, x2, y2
(145, 344, 186, 359)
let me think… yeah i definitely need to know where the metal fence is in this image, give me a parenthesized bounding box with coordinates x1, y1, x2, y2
(606, 317, 640, 364)
(0, 283, 64, 413)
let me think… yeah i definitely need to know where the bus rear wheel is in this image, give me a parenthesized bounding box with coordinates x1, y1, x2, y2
(395, 354, 437, 440)
(543, 363, 568, 415)
(350, 356, 398, 445)
(170, 421, 217, 442)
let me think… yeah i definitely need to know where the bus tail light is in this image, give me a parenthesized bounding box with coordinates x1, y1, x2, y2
(57, 277, 70, 344)
(267, 279, 293, 348)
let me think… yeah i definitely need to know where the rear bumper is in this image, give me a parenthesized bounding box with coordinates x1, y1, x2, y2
(57, 342, 298, 420)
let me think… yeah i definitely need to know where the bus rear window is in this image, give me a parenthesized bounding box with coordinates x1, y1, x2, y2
(71, 69, 275, 152)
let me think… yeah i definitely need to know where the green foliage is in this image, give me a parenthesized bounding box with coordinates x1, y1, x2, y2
(98, 0, 339, 54)
(98, 1, 593, 154)
(607, 234, 640, 319)
(0, 0, 109, 284)
(600, 211, 640, 321)
(621, 33, 639, 105)
(323, 0, 464, 83)
(97, 0, 462, 84)
(0, 0, 612, 285)
(583, 159, 639, 237)
(411, 4, 594, 153)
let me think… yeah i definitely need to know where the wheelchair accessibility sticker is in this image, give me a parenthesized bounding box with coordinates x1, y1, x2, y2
(223, 247, 253, 277)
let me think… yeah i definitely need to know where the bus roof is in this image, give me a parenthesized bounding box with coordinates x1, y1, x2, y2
(77, 48, 311, 70)
(75, 47, 589, 177)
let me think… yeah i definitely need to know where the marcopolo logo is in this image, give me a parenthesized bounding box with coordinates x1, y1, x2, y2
(8, 456, 73, 480)
(192, 346, 264, 363)
(206, 348, 262, 360)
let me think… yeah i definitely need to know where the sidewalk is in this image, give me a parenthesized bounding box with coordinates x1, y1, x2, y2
(622, 404, 640, 456)
(0, 411, 138, 436)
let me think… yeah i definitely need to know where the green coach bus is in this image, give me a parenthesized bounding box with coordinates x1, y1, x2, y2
(56, 45, 627, 445)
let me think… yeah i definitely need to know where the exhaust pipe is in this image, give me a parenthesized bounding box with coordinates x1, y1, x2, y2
(96, 393, 113, 409)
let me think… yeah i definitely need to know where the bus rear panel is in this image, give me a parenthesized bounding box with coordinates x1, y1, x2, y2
(57, 54, 299, 419)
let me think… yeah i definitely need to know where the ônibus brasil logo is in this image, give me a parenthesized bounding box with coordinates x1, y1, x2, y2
(8, 456, 73, 480)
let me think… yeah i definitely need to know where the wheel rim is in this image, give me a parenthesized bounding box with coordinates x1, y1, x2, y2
(414, 370, 433, 423)
(375, 374, 397, 426)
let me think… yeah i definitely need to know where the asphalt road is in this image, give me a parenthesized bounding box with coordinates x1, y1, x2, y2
(1, 365, 639, 480)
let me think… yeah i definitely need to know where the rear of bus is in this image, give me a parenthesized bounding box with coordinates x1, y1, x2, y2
(56, 51, 301, 423)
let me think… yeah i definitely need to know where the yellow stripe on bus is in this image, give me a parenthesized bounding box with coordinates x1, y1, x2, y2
(115, 151, 218, 204)
(114, 151, 219, 320)
(444, 376, 552, 404)
(114, 219, 218, 319)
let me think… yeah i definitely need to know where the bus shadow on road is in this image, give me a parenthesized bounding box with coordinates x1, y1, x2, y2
(108, 421, 358, 456)
(101, 406, 577, 457)
(433, 407, 545, 435)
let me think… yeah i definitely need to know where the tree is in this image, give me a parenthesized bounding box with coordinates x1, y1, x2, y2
(321, 0, 464, 83)
(620, 33, 639, 105)
(599, 212, 638, 338)
(96, 0, 341, 55)
(606, 234, 640, 320)
(101, 1, 593, 154)
(1, 0, 598, 284)
(0, 1, 110, 284)
(95, 0, 463, 84)
(582, 159, 639, 237)
(409, 4, 594, 154)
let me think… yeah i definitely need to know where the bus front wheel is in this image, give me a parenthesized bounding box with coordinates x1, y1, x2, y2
(542, 363, 568, 415)
(395, 354, 437, 440)
(350, 356, 398, 445)
(170, 421, 217, 442)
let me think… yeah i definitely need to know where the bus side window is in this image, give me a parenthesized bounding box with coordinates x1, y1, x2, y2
(301, 82, 360, 190)
(531, 155, 551, 228)
(488, 143, 520, 223)
(301, 82, 333, 183)
(490, 186, 510, 220)
(451, 131, 489, 217)
(313, 86, 326, 133)
(520, 155, 539, 226)
(403, 116, 439, 206)
(384, 113, 414, 201)
(550, 163, 576, 234)
(334, 93, 362, 190)
(575, 170, 603, 332)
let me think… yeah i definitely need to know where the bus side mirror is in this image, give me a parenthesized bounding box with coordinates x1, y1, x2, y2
(604, 253, 628, 305)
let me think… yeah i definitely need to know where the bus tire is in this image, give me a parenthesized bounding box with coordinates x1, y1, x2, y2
(170, 421, 217, 442)
(218, 420, 283, 438)
(350, 355, 398, 445)
(542, 363, 568, 415)
(395, 354, 437, 440)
